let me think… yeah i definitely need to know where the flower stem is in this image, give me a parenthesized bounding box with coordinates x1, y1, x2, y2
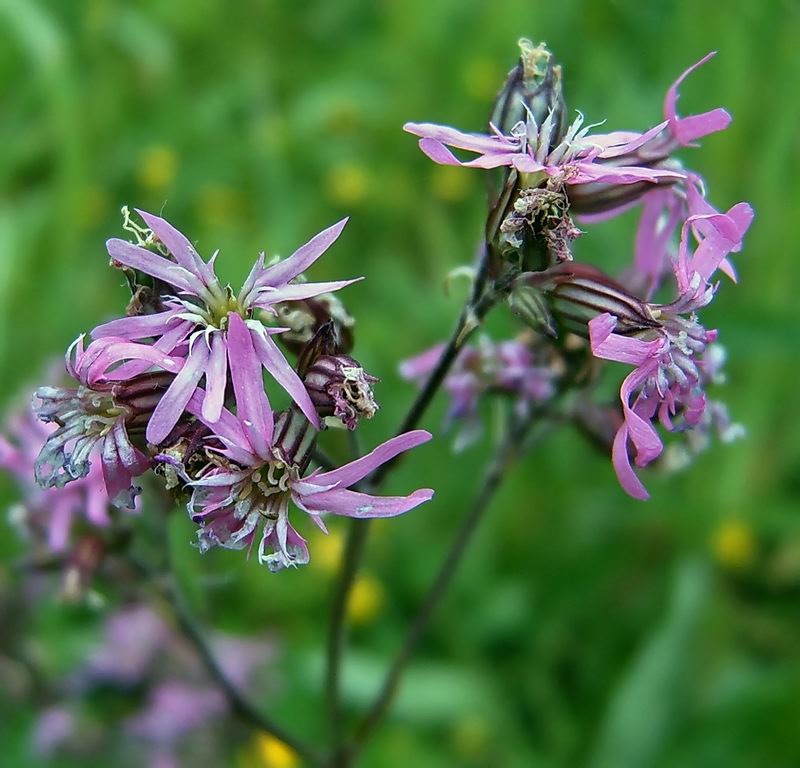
(368, 253, 509, 489)
(326, 517, 372, 758)
(350, 410, 542, 756)
(165, 579, 323, 765)
(324, 244, 508, 764)
(148, 536, 323, 766)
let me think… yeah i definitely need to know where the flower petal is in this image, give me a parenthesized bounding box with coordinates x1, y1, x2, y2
(611, 425, 649, 500)
(106, 238, 206, 296)
(226, 313, 273, 458)
(295, 486, 434, 518)
(404, 122, 517, 154)
(664, 52, 731, 145)
(245, 218, 349, 294)
(107, 319, 194, 381)
(418, 138, 463, 165)
(307, 430, 432, 489)
(201, 332, 228, 423)
(589, 314, 663, 366)
(567, 163, 683, 186)
(135, 209, 217, 287)
(91, 308, 184, 340)
(147, 342, 210, 444)
(398, 343, 446, 381)
(85, 341, 181, 386)
(251, 278, 362, 309)
(249, 323, 319, 429)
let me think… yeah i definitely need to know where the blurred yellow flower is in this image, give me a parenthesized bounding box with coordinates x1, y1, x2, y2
(80, 185, 110, 229)
(196, 184, 244, 228)
(312, 529, 344, 575)
(251, 733, 298, 768)
(324, 101, 360, 135)
(326, 163, 369, 206)
(463, 57, 503, 102)
(430, 165, 472, 203)
(712, 520, 757, 570)
(136, 145, 178, 190)
(451, 715, 491, 757)
(347, 573, 384, 625)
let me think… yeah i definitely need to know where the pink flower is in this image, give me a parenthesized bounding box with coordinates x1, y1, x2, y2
(404, 112, 682, 187)
(588, 200, 752, 499)
(400, 337, 555, 450)
(96, 210, 359, 444)
(184, 395, 433, 571)
(33, 336, 179, 509)
(406, 51, 746, 300)
(571, 54, 742, 297)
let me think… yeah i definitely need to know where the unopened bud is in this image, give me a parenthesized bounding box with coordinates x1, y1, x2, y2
(273, 292, 355, 357)
(486, 41, 568, 244)
(516, 263, 659, 339)
(506, 284, 557, 338)
(490, 39, 567, 150)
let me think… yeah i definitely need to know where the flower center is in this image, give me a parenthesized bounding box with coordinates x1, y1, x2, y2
(181, 286, 248, 331)
(238, 460, 297, 520)
(75, 387, 130, 437)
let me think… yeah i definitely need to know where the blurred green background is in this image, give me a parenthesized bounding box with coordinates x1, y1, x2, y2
(2, 0, 800, 765)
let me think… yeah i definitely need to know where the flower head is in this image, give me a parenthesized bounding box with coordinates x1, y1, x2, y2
(96, 210, 360, 444)
(588, 199, 752, 498)
(406, 52, 744, 290)
(33, 336, 178, 509)
(401, 335, 556, 450)
(404, 110, 680, 188)
(303, 354, 379, 430)
(180, 396, 433, 572)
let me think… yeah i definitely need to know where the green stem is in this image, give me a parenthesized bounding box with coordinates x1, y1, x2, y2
(145, 517, 323, 767)
(349, 411, 541, 757)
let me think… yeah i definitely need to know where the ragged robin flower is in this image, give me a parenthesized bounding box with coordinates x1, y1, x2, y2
(1, 395, 111, 552)
(95, 210, 360, 444)
(587, 201, 752, 498)
(400, 334, 557, 451)
(406, 49, 741, 285)
(174, 364, 433, 571)
(33, 336, 180, 509)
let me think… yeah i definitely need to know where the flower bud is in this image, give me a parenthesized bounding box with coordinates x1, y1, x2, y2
(516, 263, 659, 339)
(273, 292, 355, 357)
(490, 39, 567, 152)
(303, 355, 379, 431)
(506, 284, 557, 338)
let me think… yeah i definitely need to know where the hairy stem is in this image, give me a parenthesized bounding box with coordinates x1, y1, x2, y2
(350, 410, 540, 755)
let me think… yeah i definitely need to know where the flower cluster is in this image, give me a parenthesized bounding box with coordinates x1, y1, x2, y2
(400, 333, 557, 450)
(402, 40, 752, 498)
(14, 211, 434, 569)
